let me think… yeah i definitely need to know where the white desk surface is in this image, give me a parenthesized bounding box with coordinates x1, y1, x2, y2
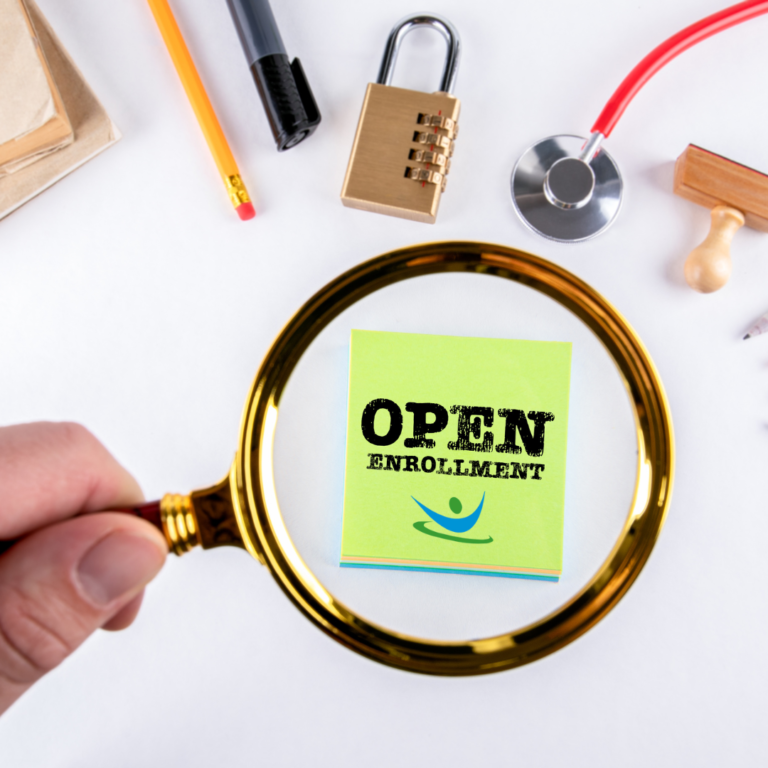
(2, 0, 768, 764)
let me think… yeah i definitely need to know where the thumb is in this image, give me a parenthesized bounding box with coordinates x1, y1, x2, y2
(0, 513, 166, 714)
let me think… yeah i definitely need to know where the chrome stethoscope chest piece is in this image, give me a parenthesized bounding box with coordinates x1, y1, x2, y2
(511, 135, 622, 243)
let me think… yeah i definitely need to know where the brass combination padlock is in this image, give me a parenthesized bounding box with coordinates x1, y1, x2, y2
(341, 14, 461, 224)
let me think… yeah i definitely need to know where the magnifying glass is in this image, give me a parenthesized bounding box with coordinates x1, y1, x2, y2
(512, 0, 768, 242)
(103, 241, 673, 675)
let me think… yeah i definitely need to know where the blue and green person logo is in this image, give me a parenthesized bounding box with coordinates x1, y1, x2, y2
(411, 493, 493, 544)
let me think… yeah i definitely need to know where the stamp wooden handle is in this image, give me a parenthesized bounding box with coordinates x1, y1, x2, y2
(684, 205, 745, 293)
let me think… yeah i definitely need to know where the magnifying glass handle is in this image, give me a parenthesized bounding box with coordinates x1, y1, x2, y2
(113, 496, 199, 555)
(0, 507, 165, 557)
(117, 470, 249, 556)
(0, 469, 248, 558)
(113, 500, 163, 529)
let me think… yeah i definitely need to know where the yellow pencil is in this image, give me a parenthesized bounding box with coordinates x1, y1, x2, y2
(147, 0, 255, 220)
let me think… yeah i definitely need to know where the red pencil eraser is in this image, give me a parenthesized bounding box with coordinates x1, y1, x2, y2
(236, 202, 256, 221)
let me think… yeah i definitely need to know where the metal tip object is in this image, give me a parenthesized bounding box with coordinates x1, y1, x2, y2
(511, 134, 622, 243)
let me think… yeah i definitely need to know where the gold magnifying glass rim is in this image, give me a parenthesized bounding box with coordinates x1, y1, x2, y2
(236, 241, 674, 676)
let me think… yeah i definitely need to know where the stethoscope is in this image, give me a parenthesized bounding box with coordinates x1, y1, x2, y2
(511, 0, 768, 243)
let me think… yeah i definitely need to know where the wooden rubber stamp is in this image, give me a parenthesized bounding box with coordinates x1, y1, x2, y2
(674, 144, 768, 293)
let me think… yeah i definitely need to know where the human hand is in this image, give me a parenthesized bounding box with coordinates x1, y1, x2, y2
(0, 422, 167, 715)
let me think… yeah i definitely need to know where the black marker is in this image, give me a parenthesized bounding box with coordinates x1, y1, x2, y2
(225, 0, 321, 150)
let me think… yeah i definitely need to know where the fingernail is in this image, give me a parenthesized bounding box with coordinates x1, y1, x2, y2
(77, 532, 166, 606)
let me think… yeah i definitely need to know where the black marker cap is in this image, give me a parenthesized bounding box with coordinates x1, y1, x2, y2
(250, 54, 321, 151)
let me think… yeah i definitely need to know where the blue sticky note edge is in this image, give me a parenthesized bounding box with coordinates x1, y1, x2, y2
(339, 562, 560, 582)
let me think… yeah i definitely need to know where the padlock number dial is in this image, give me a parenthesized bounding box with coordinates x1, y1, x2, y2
(405, 112, 457, 192)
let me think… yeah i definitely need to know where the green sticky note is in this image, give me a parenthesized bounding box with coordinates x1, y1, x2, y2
(340, 330, 572, 581)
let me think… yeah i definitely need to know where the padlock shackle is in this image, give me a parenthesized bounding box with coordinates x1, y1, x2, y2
(376, 14, 460, 94)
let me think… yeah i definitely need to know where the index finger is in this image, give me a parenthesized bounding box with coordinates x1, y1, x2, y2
(0, 422, 144, 540)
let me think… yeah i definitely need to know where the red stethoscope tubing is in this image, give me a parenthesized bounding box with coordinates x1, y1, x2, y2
(592, 0, 768, 137)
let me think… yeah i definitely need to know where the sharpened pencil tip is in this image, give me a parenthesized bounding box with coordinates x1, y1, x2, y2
(743, 333, 751, 340)
(236, 202, 256, 220)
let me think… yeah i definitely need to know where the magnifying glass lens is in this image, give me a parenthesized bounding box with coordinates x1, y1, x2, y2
(272, 272, 637, 641)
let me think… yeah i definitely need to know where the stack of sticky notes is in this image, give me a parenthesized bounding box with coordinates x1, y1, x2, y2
(0, 0, 120, 220)
(340, 330, 572, 581)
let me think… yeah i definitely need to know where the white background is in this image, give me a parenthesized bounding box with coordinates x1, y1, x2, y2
(2, 0, 768, 764)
